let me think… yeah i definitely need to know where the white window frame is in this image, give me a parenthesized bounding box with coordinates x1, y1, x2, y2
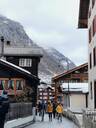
(19, 58, 32, 67)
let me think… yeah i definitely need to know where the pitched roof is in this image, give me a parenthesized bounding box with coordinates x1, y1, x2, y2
(0, 59, 39, 82)
(52, 63, 88, 81)
(78, 0, 89, 28)
(3, 46, 43, 57)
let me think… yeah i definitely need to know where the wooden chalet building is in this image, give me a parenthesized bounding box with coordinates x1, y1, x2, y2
(38, 85, 55, 103)
(0, 43, 43, 107)
(52, 63, 88, 102)
(0, 59, 39, 102)
(3, 46, 43, 76)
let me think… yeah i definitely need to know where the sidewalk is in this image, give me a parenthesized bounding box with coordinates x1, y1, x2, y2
(63, 108, 83, 128)
(75, 114, 83, 128)
(4, 114, 79, 128)
(4, 116, 34, 128)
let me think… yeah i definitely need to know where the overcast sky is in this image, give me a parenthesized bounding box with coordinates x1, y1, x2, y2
(0, 0, 88, 66)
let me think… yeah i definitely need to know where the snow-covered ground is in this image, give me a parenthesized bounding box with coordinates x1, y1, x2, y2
(26, 114, 78, 128)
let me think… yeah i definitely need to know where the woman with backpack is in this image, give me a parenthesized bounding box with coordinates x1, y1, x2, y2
(47, 101, 53, 121)
(56, 102, 63, 122)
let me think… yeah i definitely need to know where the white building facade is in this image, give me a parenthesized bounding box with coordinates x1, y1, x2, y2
(88, 0, 96, 109)
(61, 83, 88, 110)
(79, 0, 96, 109)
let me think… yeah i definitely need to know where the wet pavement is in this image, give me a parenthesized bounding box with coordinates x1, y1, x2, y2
(26, 114, 78, 128)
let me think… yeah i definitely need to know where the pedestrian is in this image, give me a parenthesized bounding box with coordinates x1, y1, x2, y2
(0, 90, 10, 128)
(38, 101, 42, 116)
(47, 100, 53, 121)
(56, 102, 63, 122)
(53, 101, 57, 118)
(41, 100, 45, 121)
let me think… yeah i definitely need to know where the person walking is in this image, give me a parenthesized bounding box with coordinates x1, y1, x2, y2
(53, 101, 57, 118)
(47, 101, 53, 121)
(38, 101, 42, 116)
(0, 90, 10, 128)
(41, 100, 45, 121)
(56, 102, 63, 122)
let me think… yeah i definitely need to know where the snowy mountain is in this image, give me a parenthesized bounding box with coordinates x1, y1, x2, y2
(39, 48, 75, 83)
(0, 15, 76, 83)
(0, 15, 36, 46)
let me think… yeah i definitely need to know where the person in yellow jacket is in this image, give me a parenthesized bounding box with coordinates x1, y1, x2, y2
(56, 102, 63, 122)
(47, 101, 53, 121)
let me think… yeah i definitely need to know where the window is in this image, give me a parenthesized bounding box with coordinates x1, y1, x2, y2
(0, 80, 4, 90)
(92, 0, 95, 8)
(88, 8, 91, 18)
(89, 27, 91, 43)
(90, 53, 92, 69)
(8, 80, 14, 90)
(93, 16, 96, 36)
(19, 58, 32, 67)
(93, 47, 96, 66)
(90, 82, 93, 99)
(16, 80, 23, 90)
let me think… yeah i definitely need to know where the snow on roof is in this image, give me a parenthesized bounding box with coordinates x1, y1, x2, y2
(0, 58, 31, 75)
(38, 84, 54, 90)
(61, 83, 88, 93)
(4, 46, 43, 57)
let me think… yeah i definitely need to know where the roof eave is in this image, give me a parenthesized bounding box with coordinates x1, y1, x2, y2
(52, 63, 88, 81)
(78, 0, 89, 28)
(78, 19, 88, 28)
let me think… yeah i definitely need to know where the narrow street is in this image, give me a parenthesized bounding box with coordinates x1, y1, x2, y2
(26, 114, 78, 128)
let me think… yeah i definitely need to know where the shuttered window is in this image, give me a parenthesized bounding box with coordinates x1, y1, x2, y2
(92, 0, 95, 8)
(93, 48, 96, 66)
(93, 16, 96, 36)
(90, 53, 92, 69)
(90, 82, 93, 99)
(88, 8, 91, 18)
(89, 27, 91, 43)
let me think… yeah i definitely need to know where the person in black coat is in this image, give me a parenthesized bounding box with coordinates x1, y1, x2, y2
(41, 100, 46, 121)
(0, 91, 10, 128)
(38, 101, 42, 116)
(53, 101, 57, 118)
